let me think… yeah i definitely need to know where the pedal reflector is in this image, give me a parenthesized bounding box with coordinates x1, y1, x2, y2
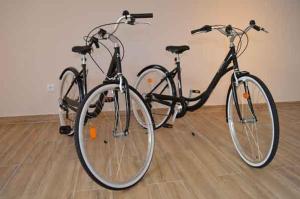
(243, 92, 250, 99)
(90, 127, 97, 140)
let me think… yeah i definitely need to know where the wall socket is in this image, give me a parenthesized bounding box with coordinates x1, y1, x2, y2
(47, 84, 55, 92)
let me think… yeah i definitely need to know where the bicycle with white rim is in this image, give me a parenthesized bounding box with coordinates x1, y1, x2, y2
(74, 10, 155, 190)
(134, 20, 279, 168)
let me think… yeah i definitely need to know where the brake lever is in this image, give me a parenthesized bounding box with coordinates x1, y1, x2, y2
(90, 36, 99, 48)
(126, 19, 151, 26)
(98, 28, 107, 38)
(127, 17, 135, 25)
(134, 21, 151, 25)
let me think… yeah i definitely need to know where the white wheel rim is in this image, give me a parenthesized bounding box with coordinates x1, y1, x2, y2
(78, 84, 154, 189)
(58, 71, 78, 126)
(133, 68, 172, 128)
(227, 76, 275, 167)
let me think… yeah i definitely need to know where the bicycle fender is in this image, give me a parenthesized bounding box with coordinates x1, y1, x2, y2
(137, 64, 170, 77)
(59, 66, 84, 101)
(59, 67, 80, 80)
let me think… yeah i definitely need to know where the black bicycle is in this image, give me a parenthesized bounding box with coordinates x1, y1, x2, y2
(134, 20, 279, 168)
(73, 11, 155, 190)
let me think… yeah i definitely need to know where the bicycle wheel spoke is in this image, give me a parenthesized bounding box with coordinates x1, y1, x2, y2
(116, 143, 126, 178)
(242, 123, 255, 159)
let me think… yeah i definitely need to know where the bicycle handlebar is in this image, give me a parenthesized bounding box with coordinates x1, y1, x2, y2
(191, 25, 212, 34)
(109, 10, 153, 35)
(191, 20, 268, 36)
(122, 10, 153, 19)
(130, 13, 153, 19)
(249, 20, 268, 33)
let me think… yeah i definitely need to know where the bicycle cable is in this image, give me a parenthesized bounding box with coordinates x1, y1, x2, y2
(83, 22, 126, 77)
(84, 22, 126, 61)
(232, 26, 249, 58)
(211, 25, 249, 58)
(87, 40, 113, 75)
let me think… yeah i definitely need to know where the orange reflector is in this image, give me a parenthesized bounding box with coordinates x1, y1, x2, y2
(90, 127, 96, 140)
(147, 78, 153, 84)
(243, 92, 250, 99)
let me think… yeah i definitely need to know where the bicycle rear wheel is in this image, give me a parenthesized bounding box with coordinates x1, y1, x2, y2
(58, 68, 82, 135)
(75, 83, 154, 190)
(226, 74, 279, 168)
(134, 66, 176, 129)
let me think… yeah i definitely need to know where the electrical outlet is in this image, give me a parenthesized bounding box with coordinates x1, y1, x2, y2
(47, 84, 55, 92)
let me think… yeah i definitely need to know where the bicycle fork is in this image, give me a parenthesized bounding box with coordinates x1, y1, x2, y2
(112, 76, 131, 137)
(231, 78, 258, 123)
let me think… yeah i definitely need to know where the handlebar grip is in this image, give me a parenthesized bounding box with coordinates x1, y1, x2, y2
(253, 25, 261, 31)
(191, 25, 212, 34)
(250, 20, 261, 31)
(191, 28, 201, 34)
(130, 13, 153, 18)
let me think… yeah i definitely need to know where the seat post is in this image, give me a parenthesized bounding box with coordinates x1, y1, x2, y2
(175, 54, 180, 63)
(81, 55, 86, 65)
(81, 55, 87, 94)
(175, 53, 183, 97)
(174, 54, 181, 66)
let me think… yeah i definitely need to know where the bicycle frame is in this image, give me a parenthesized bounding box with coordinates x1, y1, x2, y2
(150, 46, 244, 114)
(187, 46, 238, 111)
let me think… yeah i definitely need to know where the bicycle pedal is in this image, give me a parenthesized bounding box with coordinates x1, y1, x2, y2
(162, 123, 173, 128)
(190, 89, 201, 94)
(59, 125, 72, 134)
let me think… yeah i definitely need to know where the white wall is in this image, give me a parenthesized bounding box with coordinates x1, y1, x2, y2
(0, 0, 300, 117)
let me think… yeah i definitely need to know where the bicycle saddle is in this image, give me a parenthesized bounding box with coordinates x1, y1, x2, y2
(72, 45, 92, 55)
(166, 45, 190, 54)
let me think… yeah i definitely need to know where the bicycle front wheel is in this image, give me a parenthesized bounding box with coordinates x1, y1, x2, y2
(75, 83, 154, 190)
(227, 74, 279, 168)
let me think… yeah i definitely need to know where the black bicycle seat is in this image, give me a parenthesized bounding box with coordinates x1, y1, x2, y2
(166, 45, 190, 54)
(72, 45, 92, 55)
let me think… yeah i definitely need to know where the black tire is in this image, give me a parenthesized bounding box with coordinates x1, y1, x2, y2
(226, 74, 279, 168)
(74, 83, 155, 190)
(134, 65, 176, 129)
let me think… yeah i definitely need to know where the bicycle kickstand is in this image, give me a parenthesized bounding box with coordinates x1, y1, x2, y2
(163, 103, 181, 128)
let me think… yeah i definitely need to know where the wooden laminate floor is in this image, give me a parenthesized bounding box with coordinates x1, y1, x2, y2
(0, 103, 299, 199)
